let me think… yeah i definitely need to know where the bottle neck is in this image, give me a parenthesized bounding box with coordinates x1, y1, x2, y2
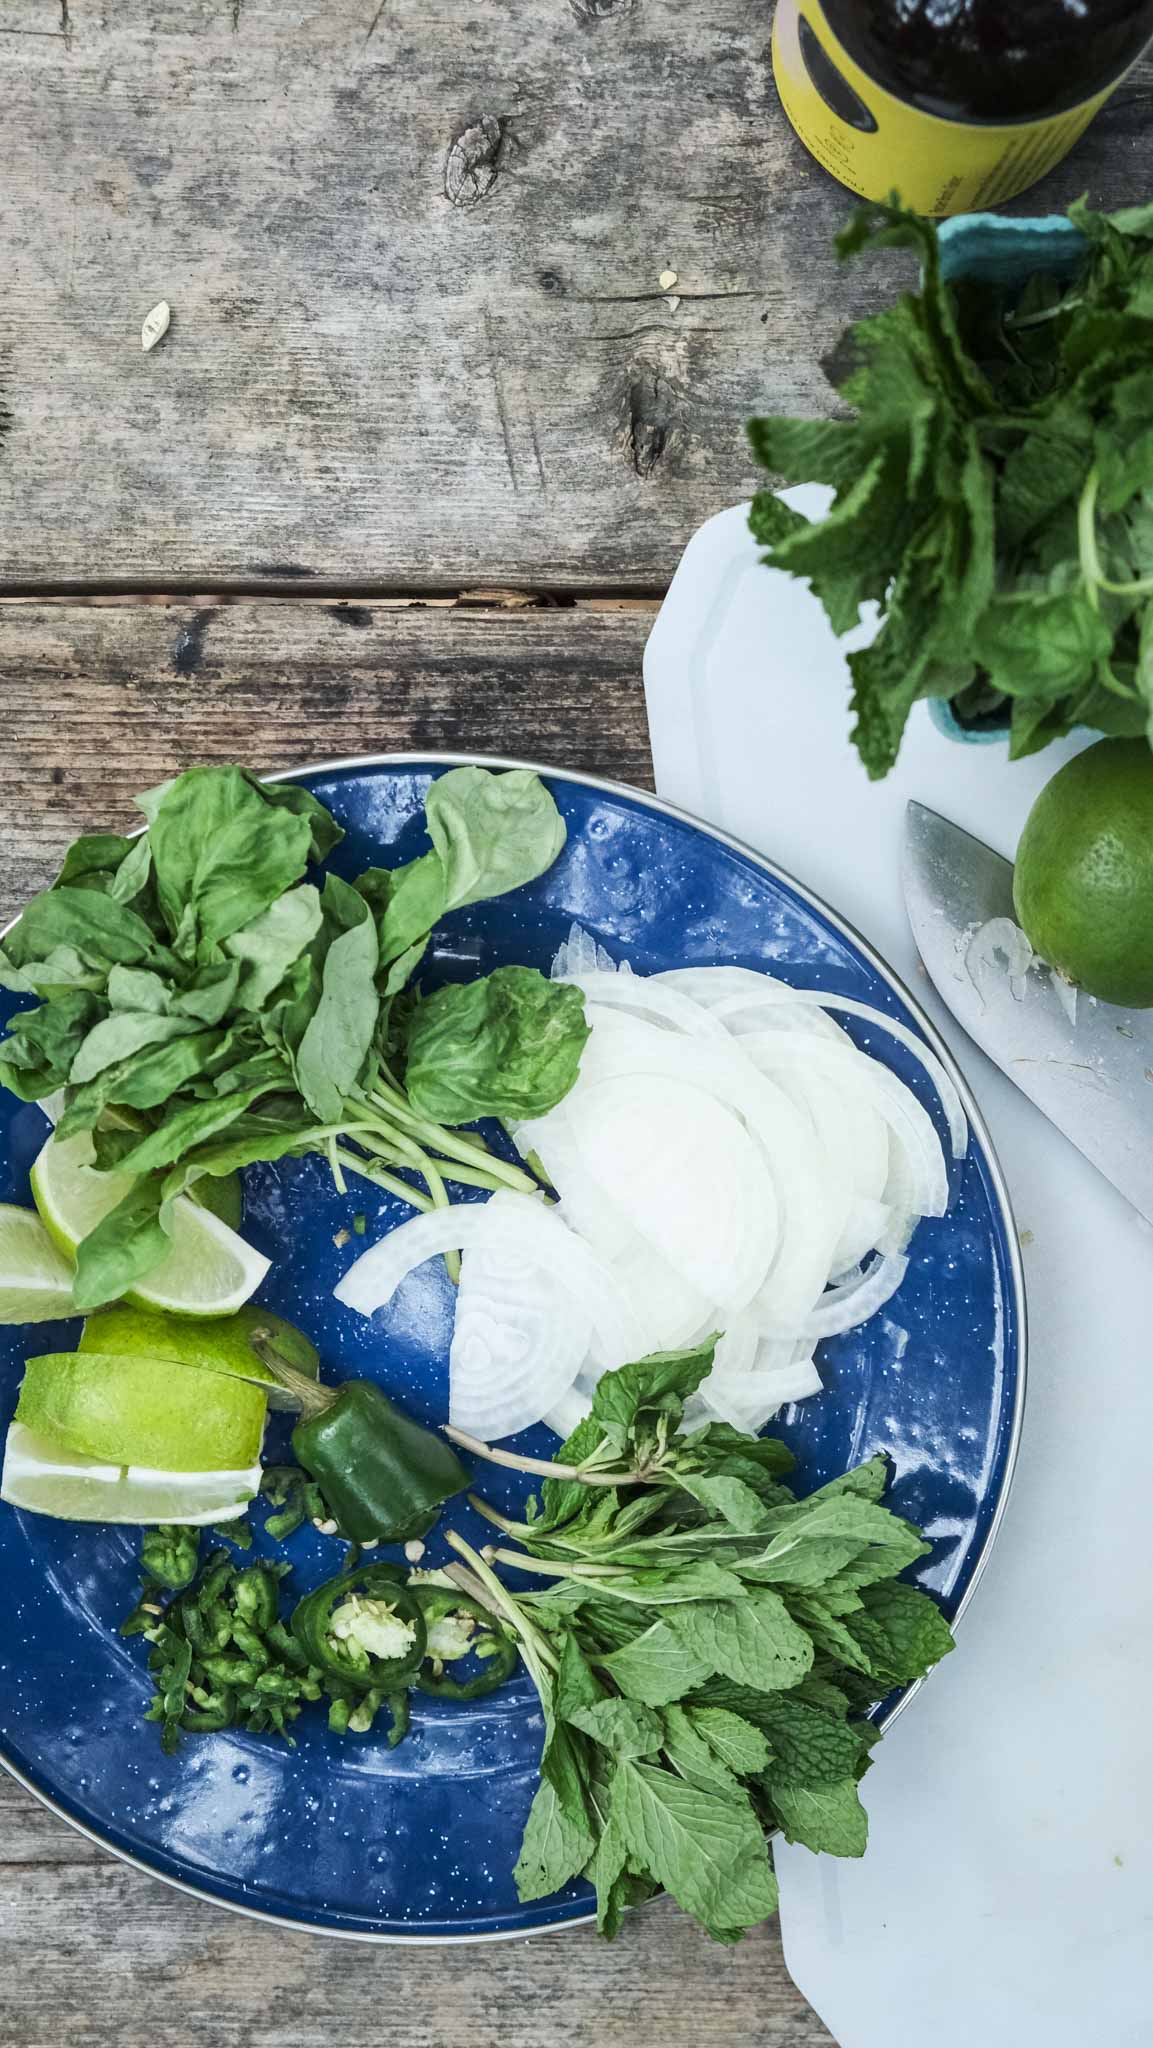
(819, 0, 1153, 123)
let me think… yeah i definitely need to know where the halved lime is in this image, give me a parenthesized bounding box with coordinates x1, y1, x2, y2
(30, 1128, 269, 1316)
(78, 1303, 319, 1411)
(0, 1422, 259, 1524)
(0, 1205, 77, 1323)
(16, 1347, 267, 1471)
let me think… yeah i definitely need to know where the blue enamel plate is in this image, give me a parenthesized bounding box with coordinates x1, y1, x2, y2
(0, 755, 1024, 1941)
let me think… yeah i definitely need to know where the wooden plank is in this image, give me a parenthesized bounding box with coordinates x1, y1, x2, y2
(0, 1779, 826, 2048)
(0, 3, 1148, 592)
(0, 598, 654, 916)
(0, 597, 831, 2042)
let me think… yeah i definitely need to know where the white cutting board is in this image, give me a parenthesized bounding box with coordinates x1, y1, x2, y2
(643, 496, 1153, 2048)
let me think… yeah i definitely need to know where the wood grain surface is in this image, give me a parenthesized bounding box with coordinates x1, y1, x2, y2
(0, 1, 1149, 592)
(0, 597, 835, 2045)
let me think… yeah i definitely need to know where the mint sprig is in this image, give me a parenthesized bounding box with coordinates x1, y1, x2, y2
(444, 1340, 954, 1943)
(748, 194, 1153, 775)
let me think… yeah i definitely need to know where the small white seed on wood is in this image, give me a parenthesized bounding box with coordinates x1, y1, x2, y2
(665, 294, 681, 312)
(141, 301, 171, 352)
(658, 269, 678, 290)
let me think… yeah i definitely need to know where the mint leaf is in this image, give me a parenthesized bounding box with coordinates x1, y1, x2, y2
(767, 1774, 868, 1858)
(667, 1590, 813, 1692)
(697, 1688, 870, 1789)
(513, 1776, 595, 1902)
(553, 1633, 605, 1720)
(569, 1698, 663, 1759)
(676, 1471, 771, 1533)
(660, 1703, 745, 1798)
(613, 1760, 779, 1936)
(747, 416, 866, 491)
(973, 590, 1112, 698)
(848, 1581, 955, 1690)
(596, 1620, 716, 1707)
(586, 1340, 718, 1451)
(687, 1707, 772, 1778)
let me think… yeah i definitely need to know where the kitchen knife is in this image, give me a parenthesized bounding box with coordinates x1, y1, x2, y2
(903, 798, 1153, 1224)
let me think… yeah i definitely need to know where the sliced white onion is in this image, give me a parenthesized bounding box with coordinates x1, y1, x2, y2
(713, 987, 968, 1159)
(608, 1237, 714, 1351)
(449, 1241, 590, 1440)
(551, 922, 623, 980)
(737, 1032, 950, 1219)
(562, 1071, 779, 1313)
(559, 972, 730, 1041)
(792, 1252, 909, 1340)
(337, 949, 960, 1444)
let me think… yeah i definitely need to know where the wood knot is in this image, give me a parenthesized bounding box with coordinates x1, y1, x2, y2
(445, 116, 505, 208)
(619, 371, 675, 479)
(570, 0, 634, 17)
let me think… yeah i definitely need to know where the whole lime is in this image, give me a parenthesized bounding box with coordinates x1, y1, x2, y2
(1013, 738, 1153, 1008)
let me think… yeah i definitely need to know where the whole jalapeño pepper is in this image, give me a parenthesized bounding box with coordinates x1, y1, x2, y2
(248, 1333, 469, 1545)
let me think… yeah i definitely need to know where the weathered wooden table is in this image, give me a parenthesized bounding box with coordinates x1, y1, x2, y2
(1, 7, 1149, 2042)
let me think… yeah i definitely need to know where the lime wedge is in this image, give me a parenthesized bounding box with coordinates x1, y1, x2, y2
(78, 1303, 319, 1411)
(0, 1205, 77, 1323)
(16, 1348, 267, 1471)
(30, 1129, 270, 1316)
(1, 1422, 259, 1524)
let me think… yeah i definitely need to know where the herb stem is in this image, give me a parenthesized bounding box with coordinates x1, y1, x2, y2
(362, 1088, 538, 1194)
(1078, 467, 1104, 611)
(482, 1544, 622, 1580)
(444, 1425, 645, 1486)
(442, 1530, 559, 1674)
(1077, 464, 1153, 603)
(332, 1147, 434, 1212)
(1003, 293, 1082, 332)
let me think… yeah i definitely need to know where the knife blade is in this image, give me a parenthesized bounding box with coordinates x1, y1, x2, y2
(903, 799, 1153, 1224)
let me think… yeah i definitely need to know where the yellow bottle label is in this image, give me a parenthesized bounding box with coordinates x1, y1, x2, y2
(772, 0, 1122, 216)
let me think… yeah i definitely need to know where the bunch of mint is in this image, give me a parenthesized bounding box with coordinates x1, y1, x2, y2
(748, 195, 1153, 776)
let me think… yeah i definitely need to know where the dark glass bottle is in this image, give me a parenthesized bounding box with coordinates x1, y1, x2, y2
(773, 0, 1153, 214)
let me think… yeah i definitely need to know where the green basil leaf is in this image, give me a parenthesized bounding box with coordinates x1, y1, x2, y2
(425, 767, 566, 911)
(239, 772, 344, 862)
(69, 1013, 201, 1086)
(375, 853, 447, 970)
(52, 834, 134, 890)
(71, 1175, 175, 1313)
(294, 901, 379, 1123)
(5, 888, 163, 972)
(402, 967, 589, 1124)
(146, 766, 314, 951)
(106, 966, 172, 1015)
(110, 1078, 278, 1177)
(223, 887, 322, 1009)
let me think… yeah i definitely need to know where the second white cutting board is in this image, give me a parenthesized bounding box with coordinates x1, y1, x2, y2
(643, 494, 1153, 2048)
